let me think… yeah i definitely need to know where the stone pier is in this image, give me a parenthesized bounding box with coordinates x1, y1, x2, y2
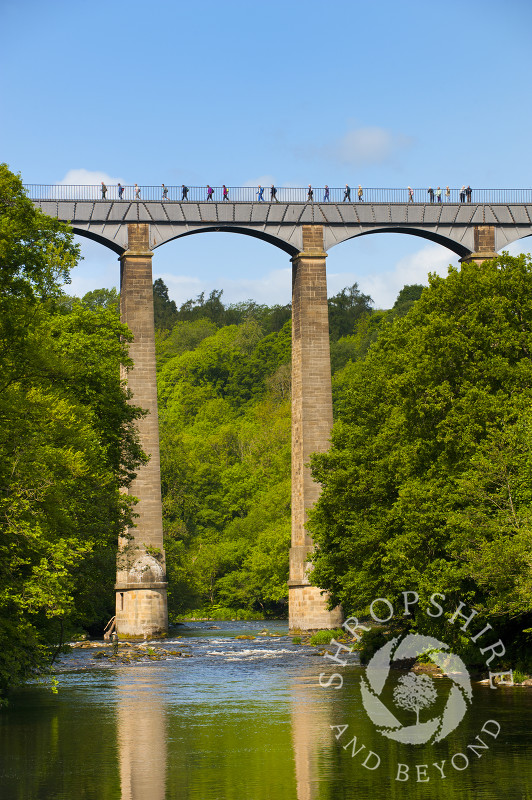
(289, 226, 343, 631)
(115, 223, 168, 638)
(462, 225, 498, 265)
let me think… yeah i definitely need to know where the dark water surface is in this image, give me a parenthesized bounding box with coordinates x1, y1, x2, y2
(0, 620, 531, 800)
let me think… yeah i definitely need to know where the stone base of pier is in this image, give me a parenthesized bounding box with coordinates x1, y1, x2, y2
(288, 583, 343, 632)
(115, 583, 168, 639)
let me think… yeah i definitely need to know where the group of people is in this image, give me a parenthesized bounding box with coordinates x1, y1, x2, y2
(412, 185, 472, 203)
(101, 182, 474, 203)
(101, 182, 190, 200)
(101, 182, 143, 200)
(254, 184, 363, 202)
(102, 182, 366, 202)
(306, 184, 363, 202)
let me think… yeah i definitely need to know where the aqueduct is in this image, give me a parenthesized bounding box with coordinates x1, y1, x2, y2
(29, 185, 532, 634)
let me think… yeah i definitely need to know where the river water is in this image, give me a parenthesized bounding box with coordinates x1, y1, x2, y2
(1, 620, 531, 800)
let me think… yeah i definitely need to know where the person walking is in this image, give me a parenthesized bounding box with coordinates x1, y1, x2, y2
(358, 185, 363, 202)
(408, 186, 414, 202)
(118, 183, 124, 199)
(206, 185, 214, 201)
(307, 185, 313, 202)
(436, 186, 442, 203)
(428, 187, 434, 203)
(270, 184, 278, 202)
(466, 185, 472, 202)
(222, 185, 229, 201)
(257, 185, 264, 201)
(343, 184, 351, 202)
(162, 183, 168, 200)
(460, 185, 466, 203)
(182, 184, 189, 201)
(323, 185, 330, 202)
(101, 182, 107, 199)
(445, 186, 451, 202)
(135, 184, 141, 199)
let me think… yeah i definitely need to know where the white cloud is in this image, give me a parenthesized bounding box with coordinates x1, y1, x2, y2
(159, 267, 292, 308)
(328, 244, 459, 308)
(160, 244, 457, 311)
(243, 175, 276, 188)
(296, 125, 413, 167)
(58, 168, 123, 186)
(333, 127, 413, 166)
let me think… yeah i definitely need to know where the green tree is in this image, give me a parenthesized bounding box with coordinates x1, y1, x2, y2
(309, 254, 532, 664)
(157, 315, 292, 617)
(328, 283, 373, 340)
(153, 277, 178, 331)
(81, 286, 120, 313)
(0, 165, 145, 700)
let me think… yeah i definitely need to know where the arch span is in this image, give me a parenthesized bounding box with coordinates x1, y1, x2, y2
(326, 226, 471, 259)
(152, 225, 300, 257)
(71, 226, 125, 255)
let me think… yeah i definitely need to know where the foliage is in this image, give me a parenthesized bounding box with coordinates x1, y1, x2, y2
(329, 285, 424, 373)
(156, 318, 218, 369)
(158, 316, 292, 617)
(81, 287, 120, 313)
(327, 283, 374, 340)
(153, 280, 292, 335)
(352, 627, 394, 664)
(153, 277, 179, 331)
(174, 606, 264, 621)
(309, 254, 532, 666)
(308, 628, 347, 646)
(0, 165, 144, 700)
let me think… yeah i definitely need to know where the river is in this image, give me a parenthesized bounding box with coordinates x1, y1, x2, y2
(0, 620, 531, 799)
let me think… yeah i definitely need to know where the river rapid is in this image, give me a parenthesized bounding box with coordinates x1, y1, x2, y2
(1, 620, 531, 800)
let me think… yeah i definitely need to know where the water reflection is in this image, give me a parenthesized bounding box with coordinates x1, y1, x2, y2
(116, 672, 167, 800)
(290, 675, 334, 800)
(1, 624, 531, 800)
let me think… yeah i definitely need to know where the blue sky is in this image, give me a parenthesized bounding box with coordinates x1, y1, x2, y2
(2, 0, 531, 308)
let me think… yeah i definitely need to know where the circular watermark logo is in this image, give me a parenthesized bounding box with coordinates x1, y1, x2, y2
(318, 592, 513, 783)
(360, 633, 472, 744)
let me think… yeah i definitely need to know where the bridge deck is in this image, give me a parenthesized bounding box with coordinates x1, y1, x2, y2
(28, 189, 532, 257)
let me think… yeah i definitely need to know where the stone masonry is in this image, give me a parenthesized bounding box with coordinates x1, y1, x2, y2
(115, 223, 168, 638)
(289, 226, 343, 630)
(462, 225, 498, 265)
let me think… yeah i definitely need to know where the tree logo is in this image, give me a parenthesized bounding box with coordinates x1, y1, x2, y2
(360, 633, 472, 745)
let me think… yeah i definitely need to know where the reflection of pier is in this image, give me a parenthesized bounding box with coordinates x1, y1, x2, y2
(290, 675, 335, 800)
(116, 675, 167, 800)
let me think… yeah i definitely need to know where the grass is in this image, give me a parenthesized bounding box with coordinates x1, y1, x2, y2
(309, 628, 347, 646)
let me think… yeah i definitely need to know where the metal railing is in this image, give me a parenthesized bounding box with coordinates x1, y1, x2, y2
(23, 185, 532, 204)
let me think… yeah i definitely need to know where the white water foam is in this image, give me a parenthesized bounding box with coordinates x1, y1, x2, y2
(206, 648, 296, 659)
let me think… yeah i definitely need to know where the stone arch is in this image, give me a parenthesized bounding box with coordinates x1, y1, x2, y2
(501, 231, 532, 248)
(326, 226, 471, 259)
(152, 226, 300, 256)
(71, 226, 125, 255)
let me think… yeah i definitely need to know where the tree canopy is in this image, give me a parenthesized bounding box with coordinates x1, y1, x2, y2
(309, 253, 532, 666)
(0, 165, 145, 700)
(157, 319, 292, 617)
